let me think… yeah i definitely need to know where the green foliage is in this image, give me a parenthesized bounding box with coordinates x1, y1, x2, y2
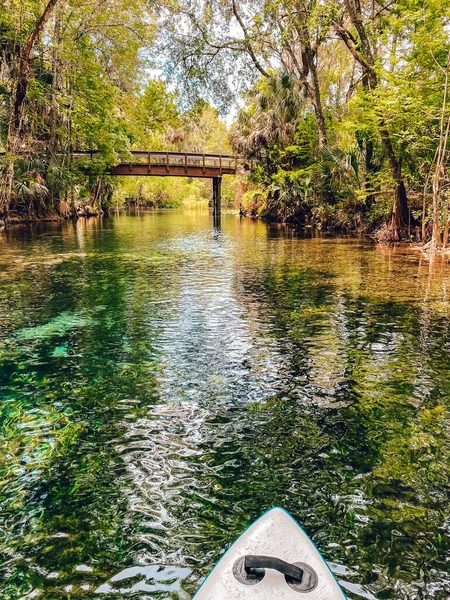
(181, 102, 230, 154)
(315, 146, 361, 200)
(2, 0, 225, 218)
(117, 176, 203, 208)
(127, 81, 181, 147)
(157, 0, 450, 233)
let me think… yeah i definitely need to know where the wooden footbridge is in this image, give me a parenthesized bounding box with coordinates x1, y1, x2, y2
(75, 150, 238, 214)
(0, 150, 239, 214)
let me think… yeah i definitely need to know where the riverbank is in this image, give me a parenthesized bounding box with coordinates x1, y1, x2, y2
(0, 200, 105, 229)
(240, 205, 423, 242)
(237, 183, 429, 241)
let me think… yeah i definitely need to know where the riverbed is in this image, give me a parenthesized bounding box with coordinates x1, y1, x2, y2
(1, 211, 449, 599)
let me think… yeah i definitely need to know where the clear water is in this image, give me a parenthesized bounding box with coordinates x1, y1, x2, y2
(0, 211, 449, 599)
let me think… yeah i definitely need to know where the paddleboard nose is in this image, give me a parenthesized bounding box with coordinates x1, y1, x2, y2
(194, 507, 347, 599)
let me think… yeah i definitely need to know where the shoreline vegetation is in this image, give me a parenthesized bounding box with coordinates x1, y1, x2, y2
(1, 0, 450, 250)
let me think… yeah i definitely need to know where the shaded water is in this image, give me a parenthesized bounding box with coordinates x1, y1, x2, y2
(1, 211, 450, 600)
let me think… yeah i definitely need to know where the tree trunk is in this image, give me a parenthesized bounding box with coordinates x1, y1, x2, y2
(335, 0, 410, 239)
(297, 11, 327, 148)
(431, 165, 444, 248)
(381, 131, 409, 237)
(49, 4, 63, 157)
(390, 179, 409, 240)
(360, 74, 377, 209)
(309, 59, 327, 148)
(443, 218, 450, 248)
(429, 50, 450, 249)
(0, 152, 15, 219)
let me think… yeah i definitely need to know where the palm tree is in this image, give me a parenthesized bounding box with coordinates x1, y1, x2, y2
(230, 74, 306, 162)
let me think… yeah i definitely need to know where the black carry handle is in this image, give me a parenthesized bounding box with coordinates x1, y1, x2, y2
(244, 555, 304, 583)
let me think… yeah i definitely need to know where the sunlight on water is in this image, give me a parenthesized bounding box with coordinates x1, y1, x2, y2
(1, 210, 450, 599)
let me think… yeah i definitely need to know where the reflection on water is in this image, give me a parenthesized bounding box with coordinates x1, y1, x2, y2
(1, 210, 450, 599)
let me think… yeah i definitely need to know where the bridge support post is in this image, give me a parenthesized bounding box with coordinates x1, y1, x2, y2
(212, 176, 222, 215)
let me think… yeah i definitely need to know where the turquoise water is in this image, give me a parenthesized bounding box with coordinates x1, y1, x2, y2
(0, 211, 449, 599)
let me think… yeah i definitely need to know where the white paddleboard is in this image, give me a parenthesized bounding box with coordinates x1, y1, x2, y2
(194, 507, 346, 599)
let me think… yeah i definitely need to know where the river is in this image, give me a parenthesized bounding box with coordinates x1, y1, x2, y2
(1, 210, 449, 599)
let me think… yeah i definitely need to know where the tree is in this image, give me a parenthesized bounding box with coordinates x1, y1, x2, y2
(0, 0, 61, 219)
(332, 0, 410, 239)
(161, 0, 331, 148)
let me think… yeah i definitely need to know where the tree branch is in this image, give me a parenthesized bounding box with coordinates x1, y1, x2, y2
(331, 20, 374, 76)
(232, 0, 270, 78)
